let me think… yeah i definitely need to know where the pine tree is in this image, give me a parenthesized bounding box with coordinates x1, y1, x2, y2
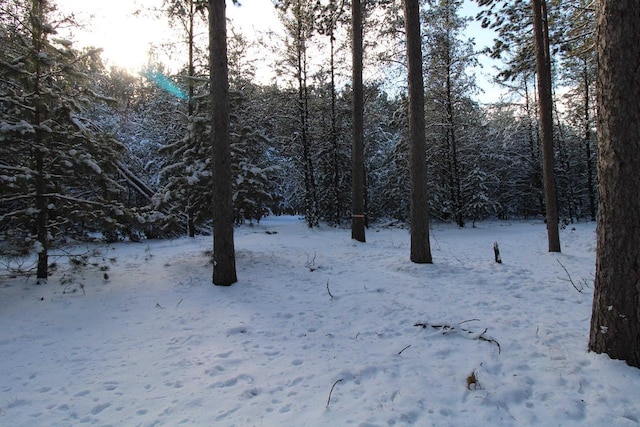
(365, 90, 408, 222)
(229, 82, 276, 225)
(588, 0, 640, 368)
(275, 0, 320, 227)
(532, 0, 560, 252)
(316, 0, 349, 226)
(403, 0, 433, 263)
(0, 0, 131, 281)
(155, 77, 212, 233)
(209, 0, 237, 285)
(556, 0, 597, 221)
(351, 0, 366, 241)
(162, 0, 208, 236)
(476, 0, 561, 250)
(423, 0, 480, 227)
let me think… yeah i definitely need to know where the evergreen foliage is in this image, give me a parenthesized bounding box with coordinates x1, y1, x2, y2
(0, 0, 141, 279)
(0, 0, 606, 279)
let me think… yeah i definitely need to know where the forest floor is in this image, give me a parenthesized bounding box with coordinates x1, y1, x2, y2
(1, 216, 639, 426)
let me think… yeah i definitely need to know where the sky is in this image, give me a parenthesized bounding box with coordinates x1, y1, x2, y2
(55, 0, 280, 72)
(54, 0, 503, 103)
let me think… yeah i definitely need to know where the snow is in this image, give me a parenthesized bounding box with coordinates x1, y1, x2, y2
(1, 217, 639, 426)
(32, 241, 44, 254)
(83, 157, 102, 174)
(0, 120, 36, 136)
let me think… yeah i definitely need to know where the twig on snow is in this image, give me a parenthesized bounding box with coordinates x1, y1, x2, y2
(63, 283, 85, 295)
(326, 378, 343, 408)
(414, 321, 501, 354)
(398, 345, 412, 355)
(326, 280, 334, 299)
(305, 252, 317, 272)
(556, 259, 586, 293)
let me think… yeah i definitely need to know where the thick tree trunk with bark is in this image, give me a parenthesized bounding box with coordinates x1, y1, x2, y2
(532, 0, 561, 252)
(588, 0, 640, 368)
(209, 0, 237, 286)
(351, 0, 366, 242)
(403, 0, 432, 263)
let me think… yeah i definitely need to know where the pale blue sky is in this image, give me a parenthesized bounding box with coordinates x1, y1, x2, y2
(55, 0, 503, 102)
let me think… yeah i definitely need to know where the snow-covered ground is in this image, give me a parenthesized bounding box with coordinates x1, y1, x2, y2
(1, 217, 639, 426)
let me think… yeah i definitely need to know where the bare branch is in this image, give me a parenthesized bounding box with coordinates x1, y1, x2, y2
(326, 280, 334, 299)
(398, 345, 412, 355)
(414, 321, 501, 354)
(326, 378, 343, 408)
(556, 259, 585, 293)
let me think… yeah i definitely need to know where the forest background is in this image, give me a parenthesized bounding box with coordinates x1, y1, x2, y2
(0, 0, 596, 262)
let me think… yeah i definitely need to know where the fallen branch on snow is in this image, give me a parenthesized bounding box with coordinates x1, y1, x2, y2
(414, 320, 501, 354)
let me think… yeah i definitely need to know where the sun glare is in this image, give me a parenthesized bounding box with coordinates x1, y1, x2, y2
(56, 0, 176, 74)
(54, 0, 501, 102)
(54, 0, 281, 75)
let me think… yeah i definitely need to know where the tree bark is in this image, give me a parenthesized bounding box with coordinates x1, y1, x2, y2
(293, 0, 318, 228)
(588, 0, 640, 368)
(187, 0, 196, 238)
(351, 0, 366, 242)
(582, 60, 596, 222)
(523, 77, 545, 218)
(403, 0, 432, 263)
(35, 147, 48, 282)
(445, 61, 463, 228)
(329, 13, 341, 226)
(209, 0, 237, 286)
(31, 0, 48, 282)
(532, 0, 561, 252)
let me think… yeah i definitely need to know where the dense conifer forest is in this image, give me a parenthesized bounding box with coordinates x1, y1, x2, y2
(1, 0, 597, 252)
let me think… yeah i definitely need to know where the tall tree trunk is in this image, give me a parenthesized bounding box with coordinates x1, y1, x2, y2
(532, 0, 561, 252)
(209, 0, 237, 286)
(553, 95, 576, 223)
(523, 77, 544, 217)
(187, 0, 196, 238)
(445, 62, 463, 228)
(351, 0, 366, 242)
(35, 147, 48, 282)
(588, 0, 640, 368)
(582, 59, 596, 222)
(295, 0, 318, 228)
(440, 5, 463, 228)
(329, 15, 341, 226)
(403, 0, 432, 263)
(31, 0, 48, 282)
